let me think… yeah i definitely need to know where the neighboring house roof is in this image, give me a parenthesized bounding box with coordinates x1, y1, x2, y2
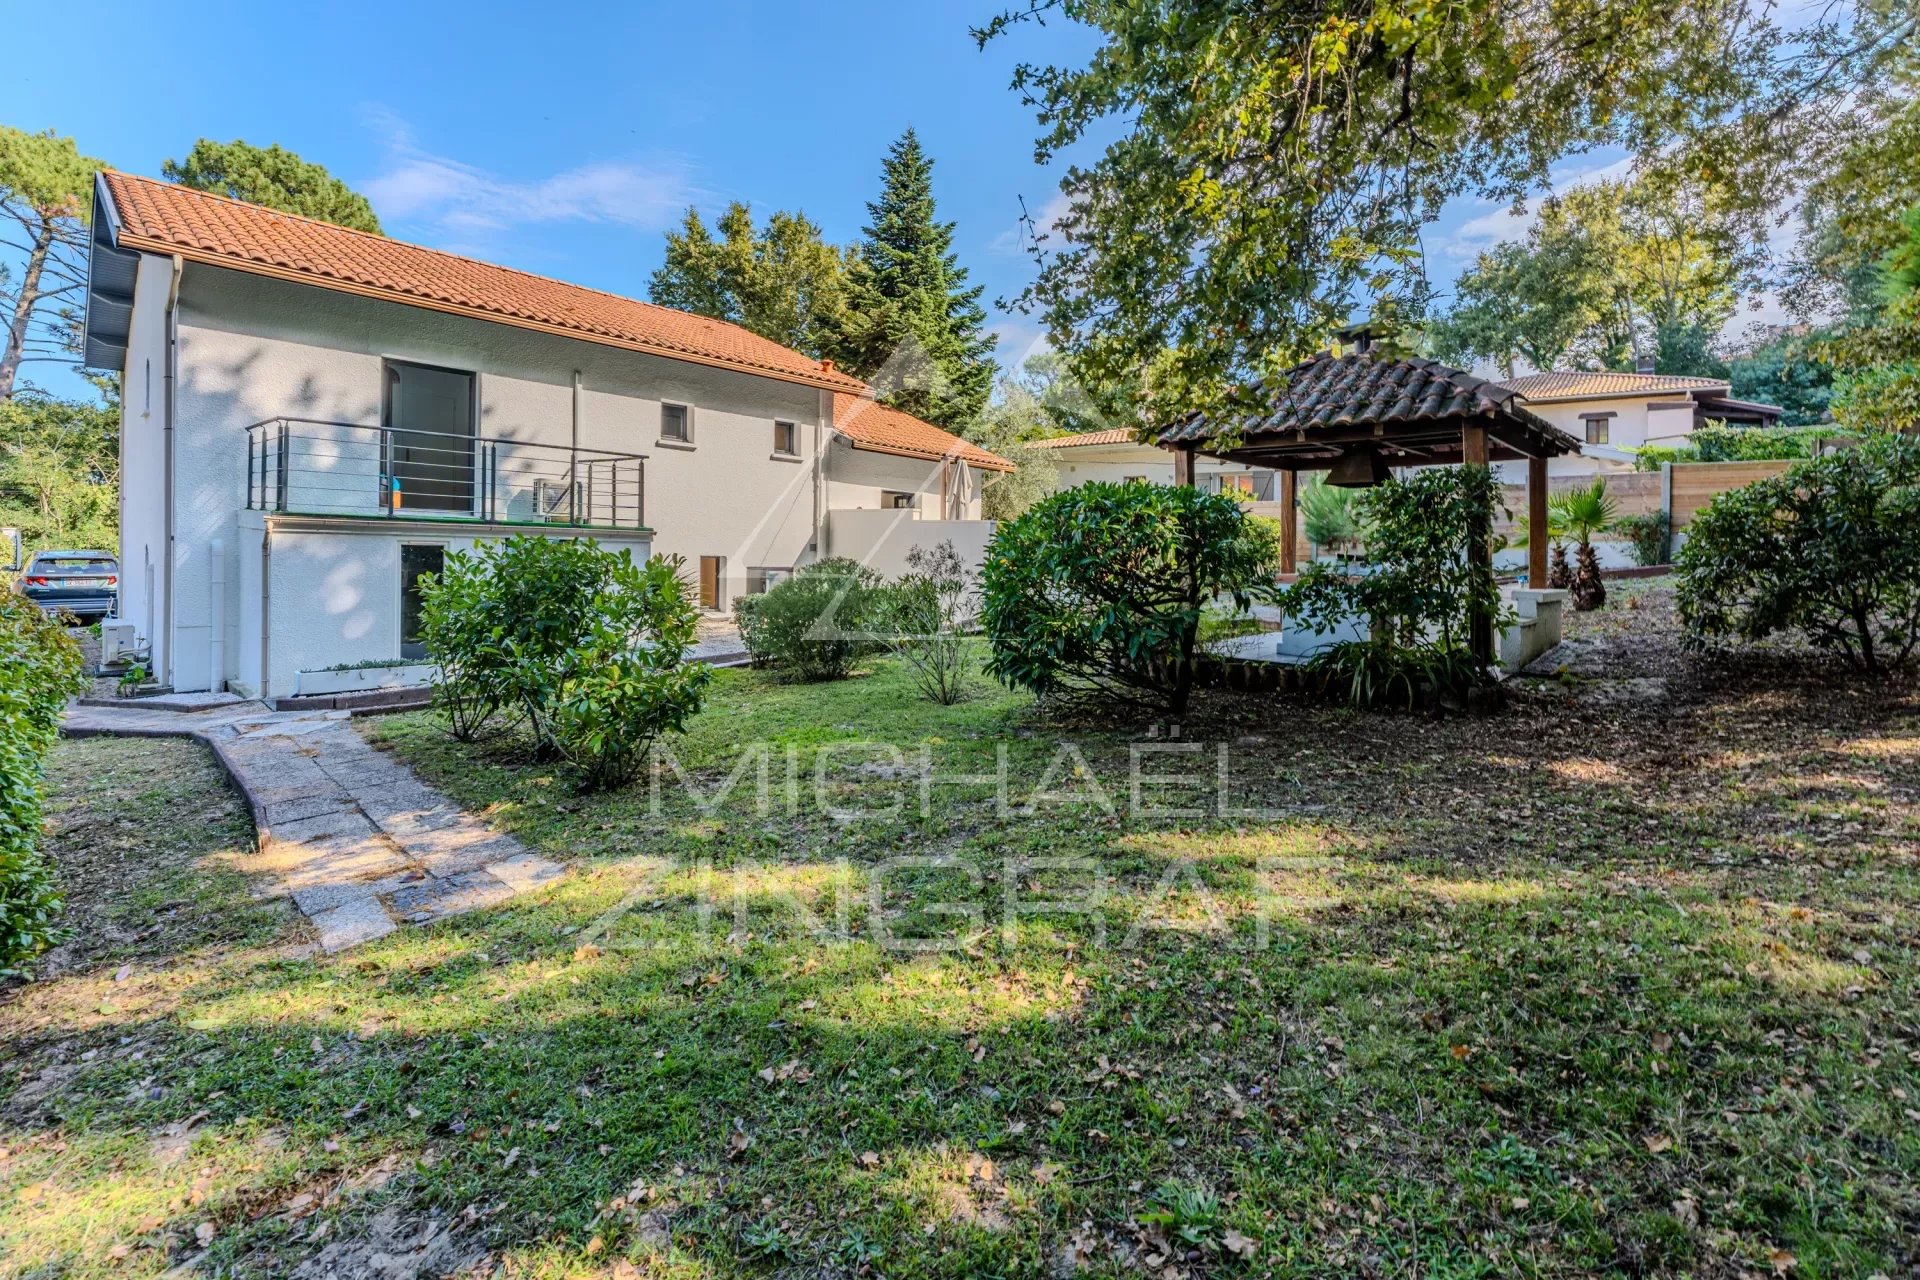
(831, 397, 1015, 472)
(1159, 352, 1580, 463)
(1022, 428, 1146, 449)
(88, 170, 867, 395)
(1498, 371, 1728, 401)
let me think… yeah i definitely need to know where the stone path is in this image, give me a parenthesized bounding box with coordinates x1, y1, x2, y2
(63, 699, 562, 953)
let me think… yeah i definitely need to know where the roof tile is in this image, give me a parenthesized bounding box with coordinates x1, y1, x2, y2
(99, 170, 867, 395)
(832, 396, 1014, 472)
(1498, 371, 1728, 400)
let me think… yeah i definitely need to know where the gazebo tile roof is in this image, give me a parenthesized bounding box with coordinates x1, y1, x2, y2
(1159, 352, 1580, 459)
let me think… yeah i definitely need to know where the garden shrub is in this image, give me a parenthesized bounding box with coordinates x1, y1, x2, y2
(419, 536, 709, 787)
(1677, 433, 1920, 673)
(1, 593, 87, 972)
(1614, 510, 1672, 567)
(1635, 425, 1833, 471)
(736, 558, 884, 682)
(1280, 466, 1512, 708)
(873, 540, 975, 704)
(980, 482, 1279, 712)
(547, 554, 710, 791)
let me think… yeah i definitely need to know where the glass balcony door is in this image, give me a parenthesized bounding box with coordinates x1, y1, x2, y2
(384, 361, 476, 514)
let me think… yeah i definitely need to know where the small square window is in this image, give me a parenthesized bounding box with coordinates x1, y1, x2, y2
(773, 420, 797, 455)
(661, 402, 691, 443)
(1585, 418, 1610, 445)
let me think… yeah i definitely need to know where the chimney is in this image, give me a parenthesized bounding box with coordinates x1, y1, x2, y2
(820, 358, 835, 373)
(1635, 352, 1656, 375)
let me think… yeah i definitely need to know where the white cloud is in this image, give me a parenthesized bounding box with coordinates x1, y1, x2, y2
(989, 315, 1051, 370)
(1433, 155, 1636, 262)
(357, 106, 701, 245)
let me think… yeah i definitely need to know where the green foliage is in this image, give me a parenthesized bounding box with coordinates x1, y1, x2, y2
(1636, 425, 1833, 471)
(1678, 434, 1920, 673)
(418, 536, 708, 788)
(546, 556, 711, 792)
(1729, 328, 1836, 425)
(968, 384, 1061, 522)
(872, 540, 976, 705)
(834, 130, 997, 429)
(976, 1, 1899, 423)
(1296, 474, 1362, 555)
(1280, 466, 1511, 706)
(0, 125, 102, 398)
(979, 482, 1279, 712)
(647, 202, 849, 360)
(1434, 178, 1753, 378)
(0, 394, 119, 557)
(0, 592, 87, 971)
(1783, 96, 1920, 327)
(1614, 510, 1672, 567)
(162, 139, 382, 234)
(735, 559, 884, 682)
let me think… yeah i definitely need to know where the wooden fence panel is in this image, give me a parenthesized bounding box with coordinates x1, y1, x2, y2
(1667, 460, 1796, 530)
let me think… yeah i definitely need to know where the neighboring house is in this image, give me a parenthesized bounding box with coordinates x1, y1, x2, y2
(82, 171, 1009, 699)
(1494, 370, 1783, 479)
(1023, 428, 1287, 513)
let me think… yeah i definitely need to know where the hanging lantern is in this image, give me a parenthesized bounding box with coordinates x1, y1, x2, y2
(1326, 449, 1390, 487)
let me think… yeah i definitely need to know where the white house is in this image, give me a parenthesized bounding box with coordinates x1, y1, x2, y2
(1494, 370, 1782, 480)
(82, 171, 1009, 700)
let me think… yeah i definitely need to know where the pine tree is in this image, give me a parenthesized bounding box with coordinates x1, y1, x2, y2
(835, 129, 996, 430)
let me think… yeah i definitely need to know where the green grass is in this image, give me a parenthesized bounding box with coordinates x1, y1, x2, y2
(5, 605, 1919, 1278)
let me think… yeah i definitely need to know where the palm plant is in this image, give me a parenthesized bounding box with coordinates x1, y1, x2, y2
(1508, 508, 1572, 590)
(1550, 479, 1618, 611)
(1297, 474, 1363, 559)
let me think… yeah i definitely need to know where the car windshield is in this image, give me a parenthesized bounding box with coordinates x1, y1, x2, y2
(33, 558, 116, 573)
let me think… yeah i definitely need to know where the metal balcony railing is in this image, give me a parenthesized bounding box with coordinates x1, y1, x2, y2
(244, 418, 646, 531)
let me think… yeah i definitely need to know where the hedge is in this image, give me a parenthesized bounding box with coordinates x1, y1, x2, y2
(1, 593, 87, 972)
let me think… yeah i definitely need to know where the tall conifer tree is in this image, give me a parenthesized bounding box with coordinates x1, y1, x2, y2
(837, 129, 996, 429)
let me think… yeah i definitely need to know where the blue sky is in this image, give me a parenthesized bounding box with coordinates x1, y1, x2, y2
(6, 0, 1725, 402)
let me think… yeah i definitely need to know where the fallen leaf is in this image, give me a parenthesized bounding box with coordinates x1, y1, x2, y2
(855, 1150, 880, 1168)
(1222, 1228, 1259, 1259)
(727, 1129, 751, 1159)
(1643, 1133, 1674, 1154)
(1770, 1249, 1797, 1275)
(195, 1222, 215, 1248)
(1032, 1161, 1061, 1185)
(1651, 1032, 1673, 1054)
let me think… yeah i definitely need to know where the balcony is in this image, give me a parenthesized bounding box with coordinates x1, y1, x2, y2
(244, 418, 646, 531)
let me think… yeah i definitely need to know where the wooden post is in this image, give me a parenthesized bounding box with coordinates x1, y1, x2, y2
(1527, 454, 1549, 588)
(1278, 469, 1298, 574)
(1173, 445, 1196, 488)
(1462, 424, 1494, 666)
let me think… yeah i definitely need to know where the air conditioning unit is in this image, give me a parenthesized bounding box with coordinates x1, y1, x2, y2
(532, 479, 580, 521)
(100, 623, 142, 667)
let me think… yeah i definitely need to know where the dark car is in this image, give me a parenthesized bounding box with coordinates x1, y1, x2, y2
(17, 550, 119, 623)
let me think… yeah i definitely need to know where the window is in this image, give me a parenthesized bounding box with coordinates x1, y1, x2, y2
(698, 555, 724, 610)
(883, 491, 916, 509)
(1583, 415, 1612, 445)
(773, 420, 798, 456)
(400, 544, 445, 660)
(661, 402, 691, 443)
(746, 567, 791, 596)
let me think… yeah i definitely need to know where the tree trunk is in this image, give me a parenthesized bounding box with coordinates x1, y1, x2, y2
(1548, 543, 1571, 591)
(0, 219, 55, 401)
(1571, 542, 1607, 612)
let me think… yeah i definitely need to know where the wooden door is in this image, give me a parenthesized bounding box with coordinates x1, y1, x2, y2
(698, 556, 720, 610)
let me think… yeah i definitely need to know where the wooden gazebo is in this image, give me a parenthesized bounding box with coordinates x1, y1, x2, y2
(1157, 346, 1582, 662)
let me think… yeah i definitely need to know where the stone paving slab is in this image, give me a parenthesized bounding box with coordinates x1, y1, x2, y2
(62, 698, 565, 952)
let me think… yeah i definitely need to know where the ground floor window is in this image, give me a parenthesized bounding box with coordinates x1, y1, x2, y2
(882, 491, 916, 509)
(745, 566, 791, 596)
(400, 543, 445, 660)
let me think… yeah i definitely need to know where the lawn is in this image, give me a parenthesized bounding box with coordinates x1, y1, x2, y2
(4, 584, 1918, 1278)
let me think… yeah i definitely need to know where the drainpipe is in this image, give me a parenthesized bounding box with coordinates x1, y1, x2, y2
(208, 536, 225, 693)
(160, 254, 183, 688)
(815, 369, 833, 561)
(259, 526, 273, 700)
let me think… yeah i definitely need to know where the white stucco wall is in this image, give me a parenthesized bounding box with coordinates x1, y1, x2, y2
(824, 509, 996, 582)
(112, 252, 174, 670)
(821, 436, 982, 523)
(1043, 443, 1270, 491)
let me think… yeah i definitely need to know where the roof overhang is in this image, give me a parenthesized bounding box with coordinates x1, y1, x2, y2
(81, 174, 141, 372)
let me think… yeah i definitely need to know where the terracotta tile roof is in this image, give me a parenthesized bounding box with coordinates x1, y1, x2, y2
(1498, 371, 1728, 401)
(831, 396, 1014, 472)
(97, 170, 867, 395)
(1158, 352, 1580, 460)
(1022, 428, 1145, 449)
